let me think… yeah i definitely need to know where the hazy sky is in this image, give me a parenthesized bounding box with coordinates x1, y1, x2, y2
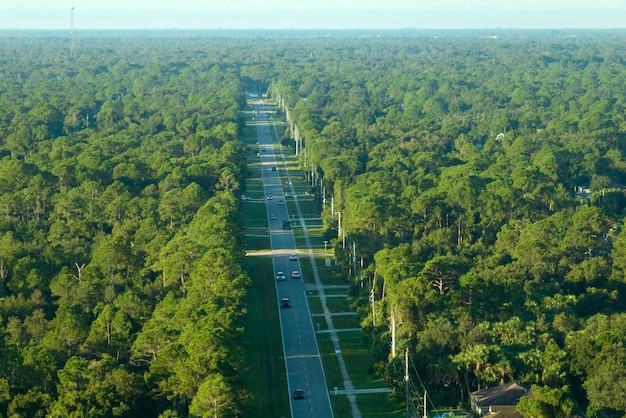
(1, 0, 626, 30)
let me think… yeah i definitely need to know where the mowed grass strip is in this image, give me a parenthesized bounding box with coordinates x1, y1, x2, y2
(329, 393, 353, 418)
(241, 201, 268, 229)
(307, 295, 324, 315)
(355, 392, 407, 417)
(322, 330, 403, 415)
(244, 235, 271, 252)
(335, 331, 381, 389)
(330, 313, 360, 330)
(240, 256, 290, 418)
(317, 332, 344, 389)
(325, 296, 351, 313)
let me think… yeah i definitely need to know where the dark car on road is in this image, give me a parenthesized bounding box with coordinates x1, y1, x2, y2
(281, 298, 290, 308)
(293, 389, 305, 399)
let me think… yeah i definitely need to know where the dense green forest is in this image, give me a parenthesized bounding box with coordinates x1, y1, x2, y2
(270, 31, 626, 417)
(0, 33, 251, 417)
(2, 29, 626, 417)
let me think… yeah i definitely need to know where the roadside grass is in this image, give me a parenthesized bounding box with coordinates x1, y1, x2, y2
(320, 271, 349, 286)
(312, 317, 329, 331)
(306, 286, 347, 298)
(317, 333, 344, 389)
(330, 314, 360, 330)
(325, 296, 351, 313)
(244, 235, 270, 252)
(301, 224, 326, 235)
(329, 394, 353, 418)
(322, 287, 350, 296)
(356, 393, 406, 417)
(293, 255, 314, 286)
(292, 198, 317, 215)
(307, 295, 323, 314)
(335, 331, 381, 389)
(240, 256, 290, 418)
(299, 255, 345, 287)
(317, 329, 403, 416)
(246, 162, 263, 174)
(242, 203, 268, 227)
(241, 123, 257, 135)
(245, 169, 264, 182)
(311, 314, 359, 334)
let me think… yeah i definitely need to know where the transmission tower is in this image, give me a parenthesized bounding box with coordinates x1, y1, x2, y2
(70, 7, 76, 59)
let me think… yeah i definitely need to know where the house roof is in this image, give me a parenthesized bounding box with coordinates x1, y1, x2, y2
(470, 383, 530, 407)
(485, 406, 523, 418)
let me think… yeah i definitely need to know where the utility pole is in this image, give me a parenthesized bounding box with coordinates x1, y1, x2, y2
(423, 391, 428, 418)
(405, 348, 410, 418)
(371, 292, 375, 326)
(391, 309, 396, 358)
(338, 211, 345, 249)
(338, 211, 341, 239)
(371, 271, 376, 326)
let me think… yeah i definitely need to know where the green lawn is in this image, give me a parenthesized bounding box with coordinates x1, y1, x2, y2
(329, 313, 361, 330)
(325, 296, 351, 313)
(330, 393, 353, 418)
(241, 201, 268, 228)
(323, 287, 350, 296)
(244, 234, 271, 252)
(356, 393, 407, 417)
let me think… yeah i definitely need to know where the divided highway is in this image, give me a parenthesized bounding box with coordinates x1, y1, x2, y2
(253, 101, 334, 418)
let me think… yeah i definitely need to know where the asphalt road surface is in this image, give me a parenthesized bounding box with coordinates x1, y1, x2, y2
(254, 101, 334, 418)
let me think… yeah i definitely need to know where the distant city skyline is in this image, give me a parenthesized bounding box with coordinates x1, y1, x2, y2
(1, 0, 625, 30)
